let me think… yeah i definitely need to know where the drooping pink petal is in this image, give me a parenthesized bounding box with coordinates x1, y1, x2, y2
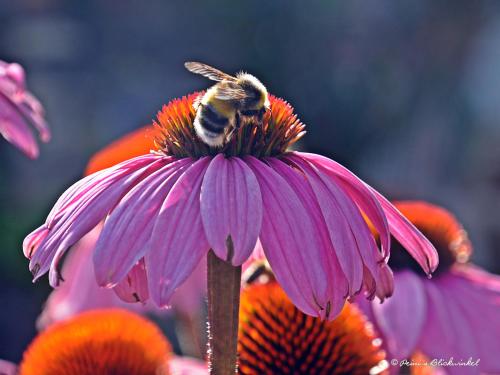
(0, 60, 50, 158)
(38, 222, 206, 329)
(246, 156, 332, 317)
(3, 62, 25, 86)
(93, 158, 190, 286)
(287, 154, 386, 296)
(296, 152, 391, 259)
(298, 152, 438, 274)
(268, 157, 348, 318)
(44, 159, 166, 286)
(36, 224, 116, 329)
(200, 154, 263, 265)
(29, 155, 168, 285)
(368, 189, 439, 275)
(361, 266, 376, 300)
(23, 225, 49, 258)
(0, 97, 38, 158)
(375, 262, 394, 301)
(46, 154, 165, 227)
(113, 258, 150, 303)
(17, 91, 50, 142)
(147, 157, 211, 308)
(372, 271, 426, 360)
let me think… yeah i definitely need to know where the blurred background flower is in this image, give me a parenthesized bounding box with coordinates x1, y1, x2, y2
(356, 201, 500, 374)
(1, 0, 500, 366)
(0, 60, 49, 158)
(1, 309, 206, 375)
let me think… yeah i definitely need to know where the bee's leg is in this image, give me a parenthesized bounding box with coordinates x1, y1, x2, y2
(225, 114, 239, 144)
(257, 107, 266, 123)
(234, 112, 241, 129)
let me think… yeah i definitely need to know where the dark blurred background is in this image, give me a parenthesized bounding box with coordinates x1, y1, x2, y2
(1, 0, 499, 362)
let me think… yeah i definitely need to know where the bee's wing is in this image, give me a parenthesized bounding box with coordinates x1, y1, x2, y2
(184, 62, 236, 82)
(214, 82, 249, 101)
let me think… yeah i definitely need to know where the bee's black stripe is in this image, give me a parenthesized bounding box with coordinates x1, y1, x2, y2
(240, 109, 261, 116)
(199, 117, 226, 134)
(200, 104, 229, 126)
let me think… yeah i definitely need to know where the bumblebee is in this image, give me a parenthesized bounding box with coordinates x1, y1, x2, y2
(184, 61, 270, 147)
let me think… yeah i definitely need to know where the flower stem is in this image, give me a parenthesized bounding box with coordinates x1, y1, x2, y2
(207, 250, 242, 374)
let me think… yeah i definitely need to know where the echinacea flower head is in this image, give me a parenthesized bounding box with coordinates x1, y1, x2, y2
(19, 309, 171, 375)
(238, 277, 387, 374)
(357, 201, 500, 374)
(0, 60, 49, 158)
(24, 91, 437, 321)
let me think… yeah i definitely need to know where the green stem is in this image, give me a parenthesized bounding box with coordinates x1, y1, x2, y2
(207, 250, 242, 374)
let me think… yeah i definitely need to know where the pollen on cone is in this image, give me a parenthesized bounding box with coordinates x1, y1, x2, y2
(238, 281, 386, 374)
(19, 309, 171, 375)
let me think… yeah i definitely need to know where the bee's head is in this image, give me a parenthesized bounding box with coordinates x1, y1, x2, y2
(237, 73, 269, 111)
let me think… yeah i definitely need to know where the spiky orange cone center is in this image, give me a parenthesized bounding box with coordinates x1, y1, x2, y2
(154, 93, 305, 158)
(238, 281, 386, 374)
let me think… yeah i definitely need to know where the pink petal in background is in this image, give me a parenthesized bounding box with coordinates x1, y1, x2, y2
(372, 270, 426, 360)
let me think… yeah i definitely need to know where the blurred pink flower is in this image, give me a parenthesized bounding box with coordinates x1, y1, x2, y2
(24, 94, 437, 320)
(0, 359, 17, 375)
(357, 201, 500, 375)
(0, 60, 49, 158)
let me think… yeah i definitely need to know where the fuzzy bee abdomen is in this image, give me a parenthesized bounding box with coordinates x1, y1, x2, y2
(194, 103, 233, 146)
(197, 104, 231, 133)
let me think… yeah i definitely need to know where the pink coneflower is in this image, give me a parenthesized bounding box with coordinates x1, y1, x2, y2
(25, 93, 436, 316)
(357, 201, 500, 375)
(0, 309, 207, 375)
(24, 92, 437, 373)
(0, 60, 49, 158)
